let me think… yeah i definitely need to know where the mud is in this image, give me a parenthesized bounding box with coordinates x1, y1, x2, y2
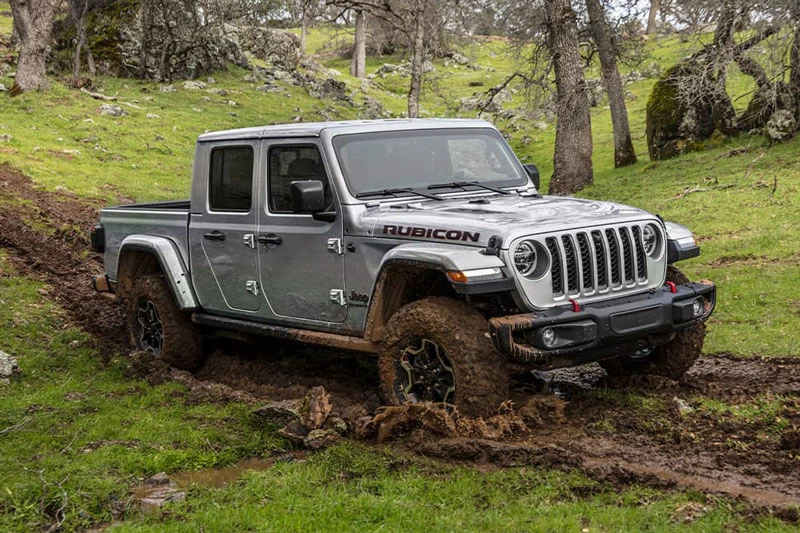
(0, 164, 126, 355)
(2, 163, 799, 516)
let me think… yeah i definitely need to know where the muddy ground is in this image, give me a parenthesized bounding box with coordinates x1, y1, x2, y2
(1, 165, 798, 518)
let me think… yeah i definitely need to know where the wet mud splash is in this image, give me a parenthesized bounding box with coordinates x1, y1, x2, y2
(1, 164, 799, 516)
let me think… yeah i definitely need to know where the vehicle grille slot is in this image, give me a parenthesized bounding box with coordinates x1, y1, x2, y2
(546, 237, 564, 296)
(619, 227, 635, 284)
(561, 235, 579, 294)
(576, 233, 593, 291)
(631, 225, 647, 280)
(605, 229, 622, 286)
(591, 230, 608, 289)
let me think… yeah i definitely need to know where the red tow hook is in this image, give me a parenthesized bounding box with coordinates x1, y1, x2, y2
(665, 281, 677, 293)
(569, 299, 582, 312)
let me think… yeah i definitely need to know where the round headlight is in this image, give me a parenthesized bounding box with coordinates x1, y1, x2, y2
(642, 223, 662, 258)
(513, 241, 537, 276)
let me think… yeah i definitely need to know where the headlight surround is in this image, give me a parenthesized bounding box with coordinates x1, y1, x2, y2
(512, 239, 553, 279)
(642, 223, 664, 259)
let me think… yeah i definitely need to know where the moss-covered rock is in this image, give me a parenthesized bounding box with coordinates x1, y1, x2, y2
(646, 62, 733, 161)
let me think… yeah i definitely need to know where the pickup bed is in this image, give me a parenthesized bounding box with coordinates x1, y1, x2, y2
(92, 119, 715, 416)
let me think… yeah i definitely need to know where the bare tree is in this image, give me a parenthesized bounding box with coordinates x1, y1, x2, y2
(8, 0, 60, 95)
(329, 0, 451, 117)
(545, 0, 594, 194)
(407, 0, 427, 118)
(68, 0, 96, 79)
(585, 0, 636, 167)
(350, 8, 366, 77)
(646, 0, 660, 34)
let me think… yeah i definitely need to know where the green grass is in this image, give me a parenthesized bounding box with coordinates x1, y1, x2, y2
(0, 253, 283, 531)
(3, 251, 793, 531)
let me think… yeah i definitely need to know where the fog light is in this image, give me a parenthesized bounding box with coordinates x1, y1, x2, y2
(541, 327, 556, 348)
(693, 297, 704, 317)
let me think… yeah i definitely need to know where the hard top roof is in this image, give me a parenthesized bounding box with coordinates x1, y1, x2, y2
(196, 118, 496, 142)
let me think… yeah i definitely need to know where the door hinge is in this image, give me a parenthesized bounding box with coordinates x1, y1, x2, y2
(327, 238, 343, 255)
(329, 289, 346, 306)
(243, 234, 256, 249)
(245, 280, 260, 296)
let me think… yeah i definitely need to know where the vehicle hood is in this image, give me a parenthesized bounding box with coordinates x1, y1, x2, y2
(357, 194, 656, 248)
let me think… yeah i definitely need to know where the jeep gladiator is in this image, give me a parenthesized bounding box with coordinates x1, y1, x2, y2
(91, 119, 716, 416)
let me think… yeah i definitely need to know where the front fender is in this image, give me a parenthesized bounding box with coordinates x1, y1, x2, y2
(664, 222, 701, 264)
(119, 235, 199, 310)
(378, 242, 514, 294)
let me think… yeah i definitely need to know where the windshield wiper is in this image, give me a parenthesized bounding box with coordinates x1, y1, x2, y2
(355, 188, 443, 201)
(427, 181, 511, 195)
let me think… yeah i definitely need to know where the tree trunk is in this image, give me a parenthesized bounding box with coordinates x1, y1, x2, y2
(646, 0, 660, 35)
(9, 0, 58, 96)
(11, 10, 21, 45)
(791, 1, 800, 118)
(407, 1, 426, 118)
(300, 12, 309, 56)
(545, 0, 593, 194)
(350, 9, 366, 78)
(586, 0, 636, 168)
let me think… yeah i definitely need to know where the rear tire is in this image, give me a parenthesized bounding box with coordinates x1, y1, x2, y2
(126, 274, 204, 371)
(378, 297, 509, 417)
(600, 266, 705, 380)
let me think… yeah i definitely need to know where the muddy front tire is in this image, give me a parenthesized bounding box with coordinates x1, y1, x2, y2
(378, 297, 509, 417)
(126, 274, 204, 371)
(600, 266, 705, 380)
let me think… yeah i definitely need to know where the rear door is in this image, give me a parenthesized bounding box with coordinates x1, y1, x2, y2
(189, 141, 262, 313)
(256, 139, 347, 323)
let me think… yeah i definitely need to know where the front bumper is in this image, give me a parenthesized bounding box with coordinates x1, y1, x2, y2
(488, 280, 716, 368)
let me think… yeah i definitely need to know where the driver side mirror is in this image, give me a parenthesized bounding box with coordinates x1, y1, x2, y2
(523, 164, 540, 190)
(291, 180, 325, 213)
(290, 180, 336, 222)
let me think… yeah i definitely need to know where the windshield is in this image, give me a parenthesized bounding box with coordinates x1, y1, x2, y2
(332, 128, 528, 196)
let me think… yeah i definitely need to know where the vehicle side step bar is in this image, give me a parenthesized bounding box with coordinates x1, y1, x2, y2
(191, 313, 379, 355)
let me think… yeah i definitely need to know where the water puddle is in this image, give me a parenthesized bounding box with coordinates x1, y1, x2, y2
(584, 457, 800, 507)
(172, 457, 278, 489)
(132, 454, 304, 508)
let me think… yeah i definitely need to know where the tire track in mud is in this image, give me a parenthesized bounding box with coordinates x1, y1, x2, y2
(1, 164, 798, 515)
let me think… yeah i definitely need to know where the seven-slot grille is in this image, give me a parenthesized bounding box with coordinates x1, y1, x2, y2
(544, 225, 651, 298)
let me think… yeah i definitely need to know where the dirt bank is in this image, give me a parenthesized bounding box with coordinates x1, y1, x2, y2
(0, 163, 126, 355)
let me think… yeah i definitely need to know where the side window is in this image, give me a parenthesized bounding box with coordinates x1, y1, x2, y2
(209, 146, 254, 212)
(268, 145, 332, 213)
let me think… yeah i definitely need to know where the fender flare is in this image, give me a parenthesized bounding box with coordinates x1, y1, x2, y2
(378, 242, 507, 274)
(664, 222, 701, 263)
(118, 235, 199, 310)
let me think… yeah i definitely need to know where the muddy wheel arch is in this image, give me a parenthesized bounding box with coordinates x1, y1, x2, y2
(363, 261, 459, 343)
(115, 237, 198, 310)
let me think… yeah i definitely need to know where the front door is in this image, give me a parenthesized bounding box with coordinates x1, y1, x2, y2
(189, 141, 261, 313)
(257, 140, 347, 323)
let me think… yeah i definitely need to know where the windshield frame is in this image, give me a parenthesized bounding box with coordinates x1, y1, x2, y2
(330, 127, 531, 200)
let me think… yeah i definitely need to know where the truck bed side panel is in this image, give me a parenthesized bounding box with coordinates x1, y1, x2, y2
(100, 206, 190, 282)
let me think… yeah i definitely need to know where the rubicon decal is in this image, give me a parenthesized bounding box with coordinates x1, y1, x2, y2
(383, 225, 480, 243)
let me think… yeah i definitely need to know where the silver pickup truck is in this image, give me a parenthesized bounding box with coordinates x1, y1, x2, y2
(91, 119, 715, 415)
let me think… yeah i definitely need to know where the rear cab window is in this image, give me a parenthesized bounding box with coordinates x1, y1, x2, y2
(209, 146, 254, 212)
